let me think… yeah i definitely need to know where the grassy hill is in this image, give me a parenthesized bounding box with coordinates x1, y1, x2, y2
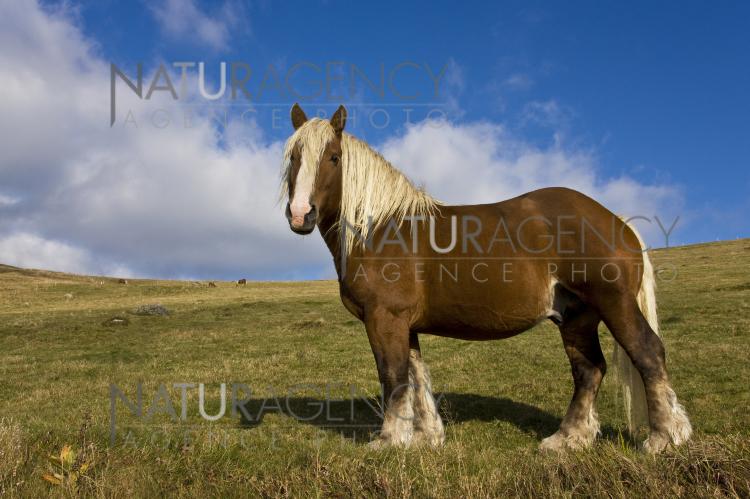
(1, 240, 749, 497)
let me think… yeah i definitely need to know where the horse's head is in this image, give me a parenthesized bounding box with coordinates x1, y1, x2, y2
(282, 103, 347, 235)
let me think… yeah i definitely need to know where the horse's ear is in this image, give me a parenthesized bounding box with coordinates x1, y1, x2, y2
(290, 103, 307, 130)
(330, 105, 347, 135)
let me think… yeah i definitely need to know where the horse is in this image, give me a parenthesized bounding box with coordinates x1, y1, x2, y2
(280, 103, 692, 453)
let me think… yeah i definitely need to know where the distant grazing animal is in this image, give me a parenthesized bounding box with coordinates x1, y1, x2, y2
(208, 282, 217, 288)
(117, 278, 128, 285)
(237, 279, 247, 286)
(280, 103, 692, 453)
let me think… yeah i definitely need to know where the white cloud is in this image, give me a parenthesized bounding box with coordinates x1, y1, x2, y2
(436, 58, 465, 118)
(0, 0, 325, 279)
(0, 232, 119, 275)
(380, 120, 683, 245)
(521, 99, 574, 128)
(503, 73, 534, 90)
(0, 194, 19, 207)
(150, 0, 245, 51)
(0, 1, 683, 278)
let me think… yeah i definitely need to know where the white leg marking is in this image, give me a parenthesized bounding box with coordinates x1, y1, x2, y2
(369, 382, 414, 449)
(664, 387, 693, 445)
(540, 406, 600, 451)
(409, 349, 445, 446)
(643, 384, 692, 453)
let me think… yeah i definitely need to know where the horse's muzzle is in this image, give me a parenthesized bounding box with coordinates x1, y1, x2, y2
(286, 202, 317, 235)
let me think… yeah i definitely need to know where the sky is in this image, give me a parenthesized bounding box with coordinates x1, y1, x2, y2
(0, 0, 748, 280)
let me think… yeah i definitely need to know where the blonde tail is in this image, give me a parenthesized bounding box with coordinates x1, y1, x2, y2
(614, 221, 692, 447)
(612, 223, 657, 433)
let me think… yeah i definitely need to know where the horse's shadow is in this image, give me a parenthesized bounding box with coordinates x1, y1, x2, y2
(238, 392, 621, 444)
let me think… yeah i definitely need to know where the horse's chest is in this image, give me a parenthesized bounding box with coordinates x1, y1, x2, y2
(339, 290, 364, 320)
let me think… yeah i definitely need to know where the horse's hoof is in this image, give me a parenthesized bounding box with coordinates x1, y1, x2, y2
(412, 431, 445, 447)
(367, 438, 386, 450)
(539, 432, 567, 452)
(643, 432, 670, 454)
(540, 431, 592, 452)
(368, 432, 418, 449)
(368, 436, 405, 450)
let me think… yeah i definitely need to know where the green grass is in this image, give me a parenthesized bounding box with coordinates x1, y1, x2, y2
(1, 239, 749, 497)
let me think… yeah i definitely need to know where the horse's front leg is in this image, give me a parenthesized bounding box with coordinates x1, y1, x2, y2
(364, 309, 414, 448)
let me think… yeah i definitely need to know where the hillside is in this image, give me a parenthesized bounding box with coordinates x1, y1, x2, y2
(1, 239, 749, 497)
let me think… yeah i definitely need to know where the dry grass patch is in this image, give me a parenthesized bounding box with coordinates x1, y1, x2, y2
(0, 240, 749, 496)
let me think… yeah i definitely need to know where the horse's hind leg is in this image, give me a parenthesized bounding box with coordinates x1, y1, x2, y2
(598, 294, 691, 453)
(408, 333, 445, 446)
(541, 306, 605, 451)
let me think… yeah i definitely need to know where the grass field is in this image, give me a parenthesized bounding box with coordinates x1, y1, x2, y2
(1, 239, 749, 497)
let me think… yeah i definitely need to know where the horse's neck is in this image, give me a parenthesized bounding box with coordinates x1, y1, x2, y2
(317, 210, 344, 277)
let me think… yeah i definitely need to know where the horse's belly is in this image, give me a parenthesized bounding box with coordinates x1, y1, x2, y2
(416, 302, 546, 340)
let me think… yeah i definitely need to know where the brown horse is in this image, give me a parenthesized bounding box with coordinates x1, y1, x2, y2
(281, 104, 691, 452)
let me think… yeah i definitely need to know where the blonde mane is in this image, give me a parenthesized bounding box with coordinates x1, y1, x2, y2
(281, 119, 439, 254)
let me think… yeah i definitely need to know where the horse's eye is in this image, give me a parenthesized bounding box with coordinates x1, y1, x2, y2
(331, 154, 340, 164)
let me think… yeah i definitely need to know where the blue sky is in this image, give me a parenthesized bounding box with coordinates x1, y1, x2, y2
(85, 0, 749, 238)
(0, 0, 748, 279)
